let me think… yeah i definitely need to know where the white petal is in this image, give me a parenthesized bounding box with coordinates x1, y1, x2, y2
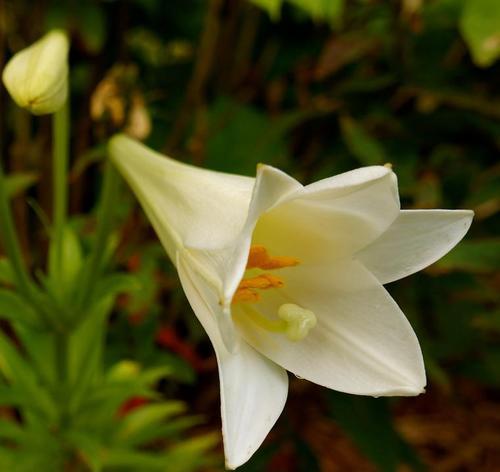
(221, 164, 302, 300)
(109, 135, 254, 260)
(357, 209, 474, 284)
(177, 252, 288, 469)
(251, 166, 400, 265)
(180, 165, 301, 349)
(218, 342, 288, 470)
(233, 259, 425, 396)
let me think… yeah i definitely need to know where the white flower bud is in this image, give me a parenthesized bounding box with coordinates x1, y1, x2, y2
(2, 30, 69, 115)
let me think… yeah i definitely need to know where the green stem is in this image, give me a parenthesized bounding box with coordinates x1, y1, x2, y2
(51, 101, 69, 283)
(78, 160, 118, 309)
(0, 160, 34, 298)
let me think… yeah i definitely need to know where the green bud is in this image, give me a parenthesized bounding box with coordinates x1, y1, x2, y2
(2, 30, 69, 115)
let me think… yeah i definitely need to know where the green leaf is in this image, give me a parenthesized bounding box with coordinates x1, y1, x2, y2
(115, 402, 185, 446)
(100, 448, 163, 469)
(249, 0, 283, 20)
(206, 97, 309, 175)
(48, 225, 83, 298)
(340, 116, 386, 166)
(328, 392, 423, 472)
(92, 273, 142, 304)
(460, 0, 500, 67)
(68, 297, 114, 407)
(10, 324, 56, 387)
(66, 431, 103, 472)
(0, 331, 56, 420)
(288, 0, 343, 27)
(0, 259, 14, 285)
(0, 289, 41, 327)
(0, 386, 35, 408)
(4, 173, 38, 199)
(162, 434, 219, 472)
(250, 0, 344, 26)
(0, 419, 26, 441)
(434, 239, 500, 273)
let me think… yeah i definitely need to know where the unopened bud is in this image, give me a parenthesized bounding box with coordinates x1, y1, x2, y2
(2, 30, 69, 115)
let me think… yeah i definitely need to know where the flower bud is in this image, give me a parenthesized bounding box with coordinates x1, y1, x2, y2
(2, 30, 69, 115)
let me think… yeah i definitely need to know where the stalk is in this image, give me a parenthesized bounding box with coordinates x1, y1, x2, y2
(51, 101, 69, 283)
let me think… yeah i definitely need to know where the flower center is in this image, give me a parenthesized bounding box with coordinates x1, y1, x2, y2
(232, 245, 317, 341)
(232, 245, 298, 303)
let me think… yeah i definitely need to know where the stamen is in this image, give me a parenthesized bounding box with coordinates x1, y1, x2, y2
(232, 288, 260, 304)
(232, 274, 283, 304)
(238, 274, 284, 290)
(232, 245, 300, 310)
(246, 245, 300, 270)
(278, 303, 317, 341)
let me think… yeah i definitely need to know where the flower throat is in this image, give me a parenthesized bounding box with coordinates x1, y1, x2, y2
(233, 245, 317, 342)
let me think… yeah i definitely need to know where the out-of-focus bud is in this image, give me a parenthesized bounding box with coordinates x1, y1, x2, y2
(2, 30, 69, 115)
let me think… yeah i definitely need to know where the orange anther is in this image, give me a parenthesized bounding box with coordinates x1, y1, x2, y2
(232, 288, 260, 304)
(233, 245, 299, 305)
(238, 273, 284, 290)
(246, 245, 299, 270)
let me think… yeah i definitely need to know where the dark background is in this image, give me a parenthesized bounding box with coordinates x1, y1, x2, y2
(1, 0, 499, 470)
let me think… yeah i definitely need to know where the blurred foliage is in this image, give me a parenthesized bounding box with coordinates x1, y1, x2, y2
(0, 0, 499, 471)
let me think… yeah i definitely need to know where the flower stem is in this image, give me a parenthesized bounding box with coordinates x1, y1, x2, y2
(51, 101, 69, 283)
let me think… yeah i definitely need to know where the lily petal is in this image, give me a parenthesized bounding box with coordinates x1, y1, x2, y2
(177, 251, 288, 469)
(252, 166, 400, 265)
(357, 209, 474, 284)
(109, 135, 254, 260)
(233, 259, 425, 396)
(183, 164, 302, 342)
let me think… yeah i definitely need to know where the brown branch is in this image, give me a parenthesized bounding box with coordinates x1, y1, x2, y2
(164, 0, 225, 153)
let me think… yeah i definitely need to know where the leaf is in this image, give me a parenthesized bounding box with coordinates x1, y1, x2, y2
(340, 116, 386, 165)
(92, 273, 142, 303)
(67, 297, 114, 408)
(0, 331, 56, 421)
(66, 431, 103, 472)
(0, 419, 26, 441)
(206, 97, 309, 175)
(162, 434, 219, 472)
(288, 0, 344, 27)
(434, 239, 500, 273)
(114, 402, 185, 446)
(0, 386, 34, 407)
(48, 225, 83, 299)
(10, 323, 56, 387)
(4, 173, 38, 199)
(0, 259, 14, 285)
(250, 0, 283, 20)
(250, 0, 344, 27)
(328, 392, 424, 472)
(460, 0, 500, 67)
(0, 289, 41, 327)
(101, 448, 169, 469)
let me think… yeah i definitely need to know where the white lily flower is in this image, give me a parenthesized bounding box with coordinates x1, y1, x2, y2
(109, 134, 473, 469)
(2, 30, 69, 115)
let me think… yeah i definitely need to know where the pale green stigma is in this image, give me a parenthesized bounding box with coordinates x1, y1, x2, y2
(278, 303, 317, 342)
